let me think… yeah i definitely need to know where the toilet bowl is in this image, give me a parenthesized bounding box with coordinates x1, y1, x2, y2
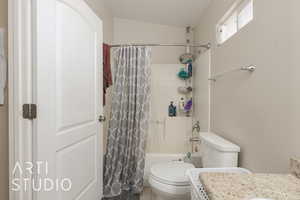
(148, 132, 242, 200)
(149, 162, 195, 200)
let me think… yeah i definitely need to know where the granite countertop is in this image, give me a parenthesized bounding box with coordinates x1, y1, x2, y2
(199, 173, 300, 200)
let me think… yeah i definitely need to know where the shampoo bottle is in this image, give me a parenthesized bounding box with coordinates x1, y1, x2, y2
(179, 97, 185, 114)
(168, 102, 175, 117)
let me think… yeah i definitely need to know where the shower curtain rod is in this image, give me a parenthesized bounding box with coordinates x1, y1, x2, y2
(111, 43, 211, 50)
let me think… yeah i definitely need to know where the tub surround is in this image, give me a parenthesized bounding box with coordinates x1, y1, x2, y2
(147, 64, 193, 154)
(199, 173, 300, 200)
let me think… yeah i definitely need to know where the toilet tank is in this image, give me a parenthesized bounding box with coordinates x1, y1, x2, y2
(200, 132, 240, 168)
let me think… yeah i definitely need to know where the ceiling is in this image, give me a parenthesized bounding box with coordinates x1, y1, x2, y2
(105, 0, 211, 27)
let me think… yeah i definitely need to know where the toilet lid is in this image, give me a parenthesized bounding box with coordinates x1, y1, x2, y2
(150, 162, 195, 186)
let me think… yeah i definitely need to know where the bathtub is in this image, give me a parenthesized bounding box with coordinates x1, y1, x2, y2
(144, 153, 185, 186)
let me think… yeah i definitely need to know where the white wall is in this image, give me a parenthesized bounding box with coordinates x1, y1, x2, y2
(113, 18, 192, 153)
(193, 50, 210, 132)
(195, 0, 300, 173)
(113, 18, 187, 64)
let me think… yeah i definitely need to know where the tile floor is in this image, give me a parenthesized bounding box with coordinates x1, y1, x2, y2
(140, 187, 153, 200)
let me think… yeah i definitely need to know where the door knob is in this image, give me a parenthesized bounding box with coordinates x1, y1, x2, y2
(98, 115, 106, 122)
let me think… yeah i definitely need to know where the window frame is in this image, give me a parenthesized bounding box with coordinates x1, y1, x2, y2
(216, 0, 253, 45)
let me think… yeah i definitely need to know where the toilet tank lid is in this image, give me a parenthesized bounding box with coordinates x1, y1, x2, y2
(200, 132, 240, 152)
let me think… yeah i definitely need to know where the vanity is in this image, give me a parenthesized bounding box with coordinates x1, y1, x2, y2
(188, 158, 300, 200)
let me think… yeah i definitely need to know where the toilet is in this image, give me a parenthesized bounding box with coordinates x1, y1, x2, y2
(148, 132, 241, 200)
(149, 161, 194, 200)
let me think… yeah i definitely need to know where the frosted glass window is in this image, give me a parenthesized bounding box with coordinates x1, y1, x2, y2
(238, 0, 253, 29)
(217, 0, 253, 45)
(222, 13, 238, 42)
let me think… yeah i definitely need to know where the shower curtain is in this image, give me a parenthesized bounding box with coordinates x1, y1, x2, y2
(103, 46, 151, 199)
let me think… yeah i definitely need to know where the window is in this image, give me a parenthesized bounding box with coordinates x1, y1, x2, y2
(238, 0, 253, 29)
(217, 0, 253, 44)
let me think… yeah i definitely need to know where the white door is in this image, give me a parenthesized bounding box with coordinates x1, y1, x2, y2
(34, 0, 103, 199)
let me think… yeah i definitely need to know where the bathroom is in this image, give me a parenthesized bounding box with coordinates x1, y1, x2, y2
(1, 0, 300, 200)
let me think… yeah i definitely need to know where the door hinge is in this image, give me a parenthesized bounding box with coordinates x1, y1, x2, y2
(23, 104, 37, 120)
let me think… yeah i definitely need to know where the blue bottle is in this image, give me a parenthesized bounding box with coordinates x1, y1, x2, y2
(173, 105, 177, 117)
(168, 102, 177, 117)
(188, 62, 193, 77)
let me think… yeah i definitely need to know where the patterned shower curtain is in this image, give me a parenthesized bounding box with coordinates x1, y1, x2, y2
(103, 46, 151, 199)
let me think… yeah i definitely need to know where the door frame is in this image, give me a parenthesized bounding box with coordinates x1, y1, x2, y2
(9, 0, 34, 200)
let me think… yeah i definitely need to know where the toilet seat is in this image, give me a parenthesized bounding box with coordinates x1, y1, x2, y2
(149, 162, 195, 199)
(149, 175, 191, 196)
(150, 162, 195, 186)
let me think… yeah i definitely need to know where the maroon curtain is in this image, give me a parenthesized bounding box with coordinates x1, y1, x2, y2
(103, 43, 112, 105)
